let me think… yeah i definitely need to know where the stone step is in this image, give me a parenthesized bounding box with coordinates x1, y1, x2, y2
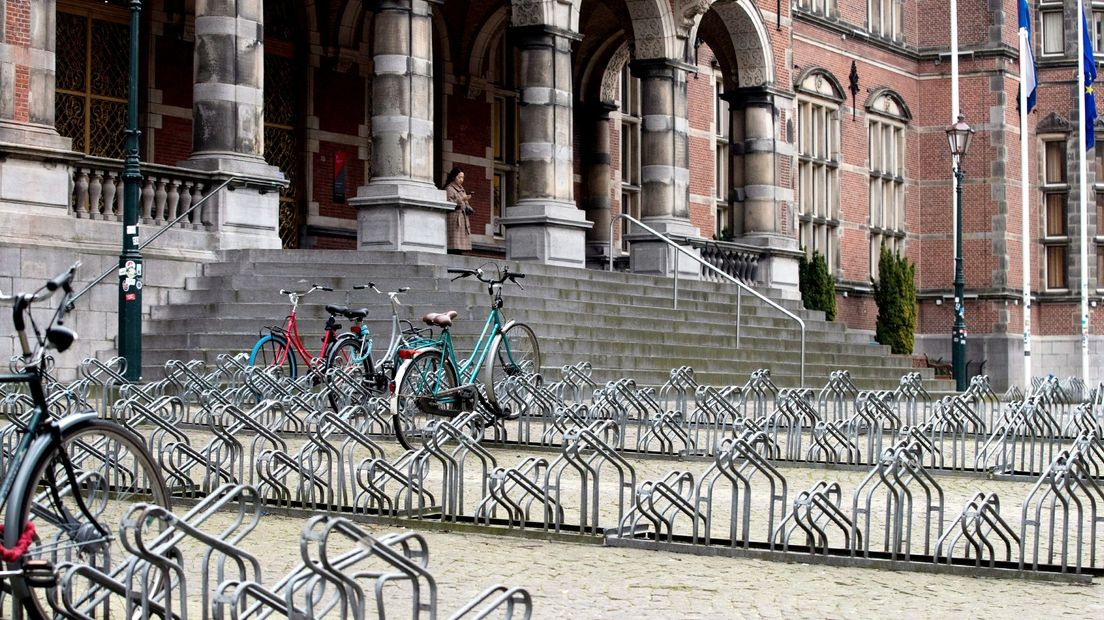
(140, 248, 916, 391)
(139, 350, 925, 390)
(141, 318, 877, 358)
(140, 332, 910, 372)
(173, 272, 810, 318)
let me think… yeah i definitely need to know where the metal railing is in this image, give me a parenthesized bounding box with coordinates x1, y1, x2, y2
(609, 214, 806, 386)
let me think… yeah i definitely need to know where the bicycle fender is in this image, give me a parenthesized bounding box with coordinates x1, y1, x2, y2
(480, 320, 517, 384)
(3, 413, 98, 549)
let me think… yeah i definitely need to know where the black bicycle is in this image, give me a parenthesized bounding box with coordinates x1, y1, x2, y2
(0, 262, 170, 619)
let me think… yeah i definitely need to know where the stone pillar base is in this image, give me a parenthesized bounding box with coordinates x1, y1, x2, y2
(350, 181, 451, 253)
(180, 156, 285, 250)
(739, 233, 801, 299)
(625, 217, 701, 278)
(501, 200, 591, 267)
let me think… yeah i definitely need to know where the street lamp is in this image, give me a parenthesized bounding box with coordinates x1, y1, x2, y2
(118, 0, 143, 381)
(946, 114, 974, 392)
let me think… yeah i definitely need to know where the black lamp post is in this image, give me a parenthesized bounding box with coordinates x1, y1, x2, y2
(946, 114, 974, 392)
(118, 0, 143, 381)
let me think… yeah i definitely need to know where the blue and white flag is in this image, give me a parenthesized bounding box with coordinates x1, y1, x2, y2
(1083, 4, 1098, 150)
(1018, 0, 1038, 112)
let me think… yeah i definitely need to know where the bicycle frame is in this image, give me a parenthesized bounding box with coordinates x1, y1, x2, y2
(0, 369, 47, 514)
(268, 288, 340, 369)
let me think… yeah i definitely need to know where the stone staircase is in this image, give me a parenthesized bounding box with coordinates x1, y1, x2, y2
(141, 249, 932, 389)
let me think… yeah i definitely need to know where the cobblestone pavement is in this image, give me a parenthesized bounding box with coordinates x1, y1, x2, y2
(226, 511, 1103, 619)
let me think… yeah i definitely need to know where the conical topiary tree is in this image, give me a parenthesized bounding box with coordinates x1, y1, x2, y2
(799, 250, 837, 321)
(873, 245, 917, 354)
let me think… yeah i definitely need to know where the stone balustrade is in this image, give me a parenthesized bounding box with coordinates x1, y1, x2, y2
(687, 238, 762, 285)
(71, 159, 213, 230)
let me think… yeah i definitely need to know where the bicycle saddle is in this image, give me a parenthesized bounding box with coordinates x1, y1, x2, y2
(325, 305, 369, 320)
(421, 310, 458, 327)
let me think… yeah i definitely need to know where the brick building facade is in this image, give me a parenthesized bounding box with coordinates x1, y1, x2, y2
(0, 0, 1101, 389)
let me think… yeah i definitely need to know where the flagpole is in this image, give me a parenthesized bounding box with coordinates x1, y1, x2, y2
(950, 0, 959, 123)
(1020, 26, 1032, 392)
(1078, 0, 1091, 388)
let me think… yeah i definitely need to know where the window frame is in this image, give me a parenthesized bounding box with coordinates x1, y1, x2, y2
(488, 32, 519, 238)
(795, 71, 843, 276)
(1040, 4, 1065, 57)
(867, 0, 904, 42)
(1042, 137, 1070, 291)
(619, 66, 643, 253)
(867, 113, 907, 280)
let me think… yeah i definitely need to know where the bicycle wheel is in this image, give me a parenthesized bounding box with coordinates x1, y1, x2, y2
(324, 335, 372, 377)
(391, 350, 459, 451)
(485, 323, 541, 405)
(4, 418, 170, 619)
(248, 333, 297, 380)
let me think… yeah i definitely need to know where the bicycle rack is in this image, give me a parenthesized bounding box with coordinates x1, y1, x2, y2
(474, 457, 564, 530)
(816, 370, 859, 423)
(544, 421, 636, 534)
(850, 440, 945, 561)
(975, 400, 1062, 475)
(688, 384, 743, 455)
(636, 410, 694, 456)
(934, 493, 1020, 568)
(1019, 439, 1104, 573)
(657, 366, 698, 414)
(19, 351, 1104, 591)
(893, 372, 933, 428)
(765, 389, 819, 461)
(696, 433, 788, 547)
(773, 480, 856, 555)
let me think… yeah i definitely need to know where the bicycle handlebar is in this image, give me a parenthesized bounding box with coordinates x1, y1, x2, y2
(278, 284, 332, 297)
(447, 266, 525, 287)
(7, 262, 81, 360)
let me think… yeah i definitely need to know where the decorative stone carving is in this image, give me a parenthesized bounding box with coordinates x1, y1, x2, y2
(600, 44, 632, 105)
(1037, 111, 1072, 133)
(864, 88, 912, 121)
(712, 0, 771, 87)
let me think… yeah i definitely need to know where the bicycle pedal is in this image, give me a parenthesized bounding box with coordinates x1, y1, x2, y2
(22, 559, 57, 588)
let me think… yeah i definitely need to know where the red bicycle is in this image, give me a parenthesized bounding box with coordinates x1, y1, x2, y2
(247, 284, 363, 380)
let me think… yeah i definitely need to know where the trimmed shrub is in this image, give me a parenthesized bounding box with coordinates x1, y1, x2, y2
(799, 250, 836, 321)
(873, 246, 917, 355)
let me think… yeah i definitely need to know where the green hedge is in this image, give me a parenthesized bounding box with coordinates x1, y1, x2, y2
(799, 250, 836, 321)
(873, 246, 917, 355)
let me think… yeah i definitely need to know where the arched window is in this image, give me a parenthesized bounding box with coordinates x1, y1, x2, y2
(796, 69, 843, 274)
(866, 90, 910, 278)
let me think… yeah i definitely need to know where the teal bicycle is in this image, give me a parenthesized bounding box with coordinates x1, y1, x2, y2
(389, 266, 540, 450)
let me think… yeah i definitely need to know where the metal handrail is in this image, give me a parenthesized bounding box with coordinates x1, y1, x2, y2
(68, 175, 286, 307)
(609, 213, 806, 386)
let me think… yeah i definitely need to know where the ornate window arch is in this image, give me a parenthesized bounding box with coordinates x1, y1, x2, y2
(795, 68, 844, 275)
(865, 89, 909, 278)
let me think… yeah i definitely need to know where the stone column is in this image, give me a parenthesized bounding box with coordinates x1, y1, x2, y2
(0, 0, 72, 215)
(628, 59, 699, 277)
(499, 25, 590, 267)
(350, 0, 450, 253)
(182, 0, 285, 249)
(736, 89, 799, 294)
(583, 101, 615, 266)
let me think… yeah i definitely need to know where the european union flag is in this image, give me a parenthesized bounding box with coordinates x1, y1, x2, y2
(1084, 5, 1098, 150)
